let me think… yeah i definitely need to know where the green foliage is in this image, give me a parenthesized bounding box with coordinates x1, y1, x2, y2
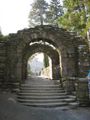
(58, 0, 90, 36)
(0, 35, 8, 41)
(0, 29, 3, 41)
(46, 0, 63, 25)
(28, 0, 64, 27)
(0, 29, 8, 41)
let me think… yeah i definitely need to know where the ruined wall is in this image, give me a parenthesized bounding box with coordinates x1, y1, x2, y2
(0, 42, 6, 87)
(0, 25, 89, 88)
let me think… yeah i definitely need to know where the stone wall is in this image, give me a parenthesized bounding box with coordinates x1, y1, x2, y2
(0, 41, 6, 88)
(76, 78, 90, 106)
(41, 65, 61, 80)
(41, 66, 51, 79)
(78, 45, 90, 77)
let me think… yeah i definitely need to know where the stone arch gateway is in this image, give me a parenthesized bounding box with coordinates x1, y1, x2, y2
(0, 25, 89, 90)
(22, 43, 60, 80)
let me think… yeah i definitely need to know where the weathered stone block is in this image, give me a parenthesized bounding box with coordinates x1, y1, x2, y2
(64, 77, 76, 94)
(76, 78, 89, 106)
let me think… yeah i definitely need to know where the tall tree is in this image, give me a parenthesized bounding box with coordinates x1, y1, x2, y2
(58, 0, 90, 36)
(29, 0, 48, 27)
(46, 0, 63, 25)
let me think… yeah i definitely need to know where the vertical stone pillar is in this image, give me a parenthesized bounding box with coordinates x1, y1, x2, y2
(66, 47, 77, 77)
(65, 77, 76, 94)
(6, 40, 20, 91)
(78, 45, 90, 77)
(61, 47, 79, 78)
(52, 59, 61, 80)
(52, 62, 57, 79)
(22, 59, 27, 80)
(76, 78, 89, 106)
(60, 50, 68, 78)
(74, 47, 79, 77)
(16, 50, 22, 83)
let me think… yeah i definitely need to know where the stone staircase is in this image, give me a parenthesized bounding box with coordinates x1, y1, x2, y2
(17, 77, 77, 107)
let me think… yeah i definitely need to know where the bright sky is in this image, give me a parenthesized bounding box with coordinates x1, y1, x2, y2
(28, 53, 44, 73)
(0, 0, 33, 35)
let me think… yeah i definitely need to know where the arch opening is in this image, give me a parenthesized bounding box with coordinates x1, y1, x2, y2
(22, 41, 61, 81)
(27, 52, 52, 79)
(29, 39, 58, 50)
(7, 26, 88, 84)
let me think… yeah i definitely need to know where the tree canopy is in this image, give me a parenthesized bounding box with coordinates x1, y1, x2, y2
(46, 0, 63, 25)
(28, 0, 63, 27)
(28, 0, 48, 27)
(58, 0, 90, 36)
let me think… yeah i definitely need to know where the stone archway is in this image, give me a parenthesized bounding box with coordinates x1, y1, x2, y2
(22, 43, 60, 80)
(13, 26, 74, 82)
(1, 25, 88, 86)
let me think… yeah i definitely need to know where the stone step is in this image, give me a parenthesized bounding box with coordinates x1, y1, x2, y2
(23, 83, 61, 86)
(6, 82, 19, 86)
(24, 81, 60, 85)
(21, 84, 61, 87)
(69, 102, 79, 108)
(19, 89, 65, 93)
(19, 102, 68, 107)
(68, 95, 76, 99)
(20, 87, 64, 91)
(25, 79, 60, 81)
(72, 91, 76, 96)
(17, 98, 75, 103)
(18, 92, 67, 96)
(17, 95, 68, 99)
(17, 77, 77, 108)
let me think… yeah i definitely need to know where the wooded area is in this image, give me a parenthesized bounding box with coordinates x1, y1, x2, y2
(29, 0, 90, 37)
